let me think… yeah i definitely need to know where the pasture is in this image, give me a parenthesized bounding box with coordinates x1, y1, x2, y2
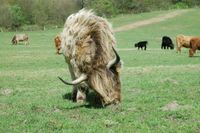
(0, 8, 200, 132)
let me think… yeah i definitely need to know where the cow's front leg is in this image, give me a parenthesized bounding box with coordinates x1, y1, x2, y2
(177, 47, 181, 53)
(67, 58, 88, 103)
(71, 84, 88, 103)
(189, 49, 194, 57)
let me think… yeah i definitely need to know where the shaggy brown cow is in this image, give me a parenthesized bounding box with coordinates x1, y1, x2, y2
(189, 37, 200, 57)
(54, 36, 62, 54)
(58, 9, 122, 106)
(176, 35, 193, 53)
(12, 34, 29, 45)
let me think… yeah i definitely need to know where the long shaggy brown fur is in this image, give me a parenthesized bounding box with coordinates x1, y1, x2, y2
(189, 37, 200, 57)
(54, 36, 62, 54)
(176, 34, 194, 53)
(60, 9, 121, 105)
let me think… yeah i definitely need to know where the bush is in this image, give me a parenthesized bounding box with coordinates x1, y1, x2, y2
(18, 25, 41, 31)
(10, 5, 26, 29)
(0, 2, 12, 28)
(87, 0, 118, 17)
(170, 2, 189, 9)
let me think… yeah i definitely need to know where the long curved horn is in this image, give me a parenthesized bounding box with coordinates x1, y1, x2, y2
(107, 47, 120, 69)
(58, 74, 87, 85)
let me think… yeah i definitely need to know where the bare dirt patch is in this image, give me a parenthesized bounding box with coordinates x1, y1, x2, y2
(128, 88, 142, 94)
(0, 88, 14, 96)
(160, 78, 179, 85)
(162, 101, 180, 111)
(161, 101, 192, 111)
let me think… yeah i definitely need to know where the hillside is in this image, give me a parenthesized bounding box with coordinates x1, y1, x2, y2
(0, 8, 200, 133)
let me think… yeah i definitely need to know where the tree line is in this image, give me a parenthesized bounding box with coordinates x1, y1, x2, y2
(0, 0, 81, 31)
(86, 0, 200, 16)
(0, 0, 199, 31)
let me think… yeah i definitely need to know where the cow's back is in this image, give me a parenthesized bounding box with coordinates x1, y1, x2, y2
(176, 35, 193, 48)
(162, 36, 172, 44)
(190, 37, 200, 47)
(15, 34, 28, 41)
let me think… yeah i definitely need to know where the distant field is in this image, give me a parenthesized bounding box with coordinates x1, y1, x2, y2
(110, 10, 173, 28)
(0, 8, 200, 132)
(114, 8, 200, 49)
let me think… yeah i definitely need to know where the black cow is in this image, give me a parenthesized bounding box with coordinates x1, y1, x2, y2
(161, 36, 174, 50)
(134, 41, 148, 50)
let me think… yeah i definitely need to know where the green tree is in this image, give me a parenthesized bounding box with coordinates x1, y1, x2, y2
(32, 0, 48, 28)
(87, 0, 117, 17)
(0, 2, 12, 29)
(10, 5, 25, 29)
(47, 0, 80, 25)
(16, 0, 35, 25)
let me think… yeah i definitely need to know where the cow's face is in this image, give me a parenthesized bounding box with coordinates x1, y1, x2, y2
(135, 43, 138, 47)
(58, 47, 122, 105)
(59, 47, 121, 86)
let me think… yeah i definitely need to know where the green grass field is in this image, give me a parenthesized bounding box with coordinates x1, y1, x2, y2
(0, 8, 200, 132)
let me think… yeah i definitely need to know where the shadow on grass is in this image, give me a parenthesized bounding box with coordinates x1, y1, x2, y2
(62, 91, 104, 109)
(62, 92, 72, 101)
(189, 55, 200, 58)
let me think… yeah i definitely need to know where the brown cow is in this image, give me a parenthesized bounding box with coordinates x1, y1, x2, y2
(58, 9, 122, 106)
(54, 36, 61, 54)
(189, 37, 200, 57)
(12, 34, 29, 45)
(176, 35, 194, 53)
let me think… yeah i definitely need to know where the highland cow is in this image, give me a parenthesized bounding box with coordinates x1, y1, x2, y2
(58, 9, 122, 106)
(189, 37, 200, 57)
(161, 36, 174, 50)
(12, 34, 29, 45)
(135, 41, 148, 50)
(176, 34, 194, 53)
(54, 35, 62, 54)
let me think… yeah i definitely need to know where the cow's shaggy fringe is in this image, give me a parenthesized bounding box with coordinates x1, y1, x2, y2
(60, 9, 121, 105)
(61, 9, 116, 65)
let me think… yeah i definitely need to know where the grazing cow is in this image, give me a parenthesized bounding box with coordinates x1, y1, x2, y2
(58, 9, 122, 106)
(189, 37, 200, 57)
(134, 41, 148, 50)
(161, 36, 174, 50)
(54, 35, 62, 54)
(12, 34, 29, 45)
(176, 34, 194, 53)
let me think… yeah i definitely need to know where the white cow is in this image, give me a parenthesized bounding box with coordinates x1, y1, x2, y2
(12, 34, 29, 45)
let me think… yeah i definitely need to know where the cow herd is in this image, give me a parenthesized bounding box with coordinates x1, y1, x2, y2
(10, 9, 200, 107)
(134, 35, 200, 57)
